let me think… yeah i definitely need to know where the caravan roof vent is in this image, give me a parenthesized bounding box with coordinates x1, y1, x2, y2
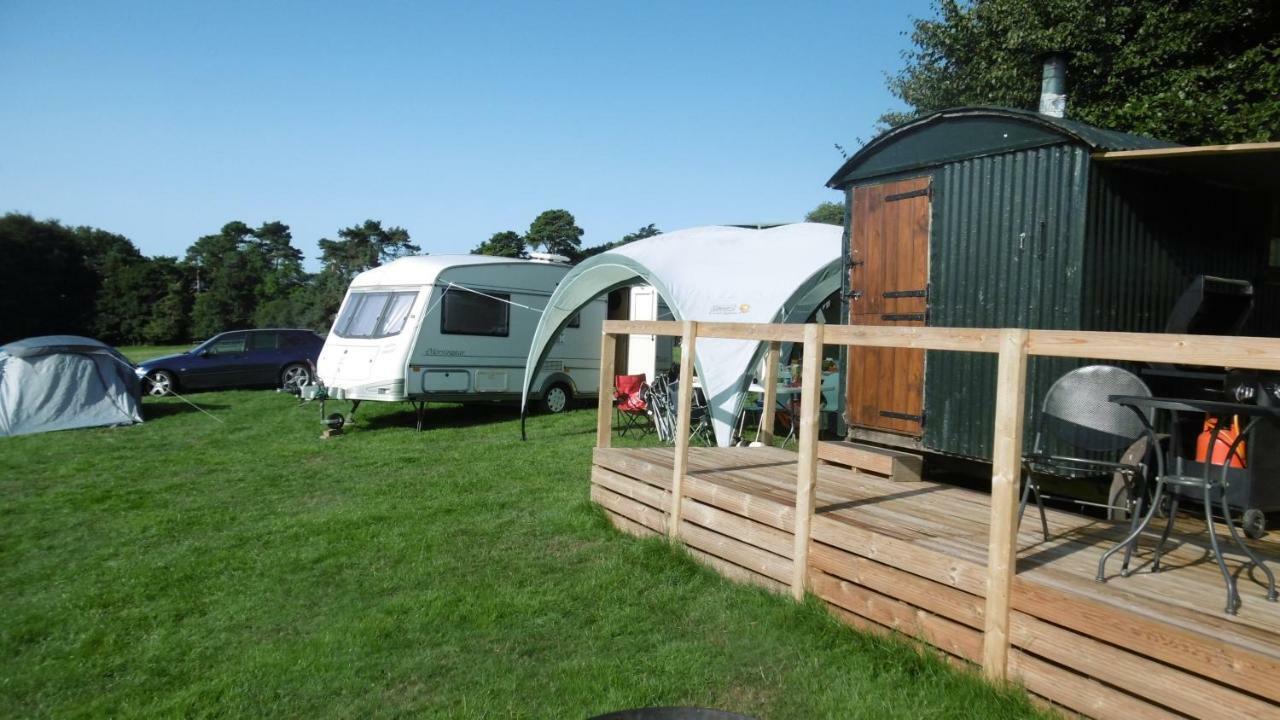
(528, 252, 571, 264)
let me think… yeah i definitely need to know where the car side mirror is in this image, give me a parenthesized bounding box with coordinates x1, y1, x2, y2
(197, 349, 210, 358)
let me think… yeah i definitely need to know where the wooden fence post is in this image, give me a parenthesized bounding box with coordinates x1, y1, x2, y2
(596, 331, 616, 449)
(982, 328, 1029, 681)
(760, 341, 780, 445)
(791, 323, 824, 600)
(669, 320, 698, 538)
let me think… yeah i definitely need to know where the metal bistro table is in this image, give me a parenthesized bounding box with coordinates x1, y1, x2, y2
(1100, 395, 1280, 614)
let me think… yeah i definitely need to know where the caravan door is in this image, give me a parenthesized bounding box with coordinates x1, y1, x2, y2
(626, 287, 658, 383)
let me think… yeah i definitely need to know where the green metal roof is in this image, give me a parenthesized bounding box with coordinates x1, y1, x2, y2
(826, 106, 1179, 188)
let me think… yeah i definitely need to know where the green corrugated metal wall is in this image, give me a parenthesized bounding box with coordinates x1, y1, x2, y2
(1081, 165, 1274, 335)
(922, 144, 1090, 460)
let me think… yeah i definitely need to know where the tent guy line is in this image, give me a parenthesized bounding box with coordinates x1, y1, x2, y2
(104, 354, 227, 425)
(418, 282, 547, 325)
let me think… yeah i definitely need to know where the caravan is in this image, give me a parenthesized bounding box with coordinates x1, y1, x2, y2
(317, 254, 604, 413)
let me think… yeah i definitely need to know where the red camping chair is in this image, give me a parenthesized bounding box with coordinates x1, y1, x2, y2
(614, 374, 651, 437)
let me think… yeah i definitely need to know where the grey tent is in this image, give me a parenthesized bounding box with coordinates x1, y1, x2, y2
(0, 335, 143, 437)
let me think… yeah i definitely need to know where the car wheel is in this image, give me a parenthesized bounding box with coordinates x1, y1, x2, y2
(281, 363, 312, 391)
(541, 383, 571, 414)
(146, 369, 176, 397)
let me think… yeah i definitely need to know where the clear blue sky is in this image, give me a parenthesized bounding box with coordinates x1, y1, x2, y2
(0, 1, 935, 266)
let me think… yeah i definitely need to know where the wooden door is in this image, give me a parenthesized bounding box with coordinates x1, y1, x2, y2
(846, 176, 930, 436)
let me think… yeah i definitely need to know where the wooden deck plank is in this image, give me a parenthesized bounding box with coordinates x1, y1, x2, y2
(1007, 651, 1184, 720)
(593, 479, 792, 585)
(811, 570, 984, 663)
(810, 541, 985, 629)
(592, 446, 1280, 712)
(1011, 610, 1278, 719)
(688, 450, 1280, 646)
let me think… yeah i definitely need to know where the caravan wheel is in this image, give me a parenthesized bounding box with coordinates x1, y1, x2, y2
(541, 384, 571, 414)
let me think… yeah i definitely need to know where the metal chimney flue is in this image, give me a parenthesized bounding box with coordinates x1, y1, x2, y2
(1038, 52, 1068, 118)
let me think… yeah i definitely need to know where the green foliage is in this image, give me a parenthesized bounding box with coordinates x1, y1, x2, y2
(805, 201, 845, 226)
(0, 214, 98, 343)
(140, 259, 193, 344)
(0, 391, 1048, 719)
(75, 227, 197, 345)
(185, 220, 319, 338)
(526, 209, 584, 258)
(317, 219, 419, 282)
(884, 0, 1280, 144)
(252, 288, 311, 330)
(296, 271, 352, 333)
(619, 223, 661, 245)
(471, 230, 528, 258)
(187, 221, 267, 339)
(579, 223, 661, 260)
(249, 220, 306, 301)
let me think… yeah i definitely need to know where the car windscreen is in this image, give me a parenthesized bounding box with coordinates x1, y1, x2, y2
(333, 291, 420, 339)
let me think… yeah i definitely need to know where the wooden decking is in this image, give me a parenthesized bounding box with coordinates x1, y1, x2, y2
(592, 445, 1280, 719)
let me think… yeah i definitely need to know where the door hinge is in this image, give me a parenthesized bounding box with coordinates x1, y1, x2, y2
(881, 313, 925, 322)
(880, 410, 924, 423)
(882, 289, 927, 299)
(885, 186, 931, 202)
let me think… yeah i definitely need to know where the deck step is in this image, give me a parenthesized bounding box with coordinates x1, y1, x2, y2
(818, 440, 923, 482)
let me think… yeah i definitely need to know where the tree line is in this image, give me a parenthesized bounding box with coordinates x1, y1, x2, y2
(0, 213, 418, 346)
(0, 208, 691, 347)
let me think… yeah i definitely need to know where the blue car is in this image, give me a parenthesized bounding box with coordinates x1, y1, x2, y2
(136, 329, 324, 396)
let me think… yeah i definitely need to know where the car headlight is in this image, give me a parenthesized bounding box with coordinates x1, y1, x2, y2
(134, 367, 147, 377)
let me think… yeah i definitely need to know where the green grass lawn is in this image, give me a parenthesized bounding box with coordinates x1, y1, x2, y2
(117, 344, 195, 363)
(0, 355, 1049, 719)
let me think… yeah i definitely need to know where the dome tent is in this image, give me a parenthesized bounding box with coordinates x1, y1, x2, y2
(520, 223, 842, 446)
(0, 336, 143, 437)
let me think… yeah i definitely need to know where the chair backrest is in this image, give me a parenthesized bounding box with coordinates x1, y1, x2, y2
(615, 374, 648, 412)
(615, 373, 646, 397)
(1039, 365, 1152, 453)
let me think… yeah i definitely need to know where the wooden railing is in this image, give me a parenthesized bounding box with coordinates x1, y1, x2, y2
(594, 319, 1280, 682)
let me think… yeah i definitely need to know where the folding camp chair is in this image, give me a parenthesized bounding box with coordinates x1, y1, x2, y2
(648, 375, 677, 443)
(647, 376, 714, 446)
(688, 381, 715, 446)
(613, 374, 651, 437)
(1019, 365, 1153, 546)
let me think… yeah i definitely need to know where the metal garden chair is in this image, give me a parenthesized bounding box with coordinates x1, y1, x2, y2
(1019, 365, 1154, 556)
(1098, 396, 1278, 614)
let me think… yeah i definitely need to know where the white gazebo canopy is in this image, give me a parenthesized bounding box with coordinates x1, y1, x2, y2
(521, 222, 843, 445)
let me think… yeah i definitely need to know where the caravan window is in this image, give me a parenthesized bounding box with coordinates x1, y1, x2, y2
(441, 289, 509, 337)
(334, 291, 419, 339)
(380, 293, 416, 335)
